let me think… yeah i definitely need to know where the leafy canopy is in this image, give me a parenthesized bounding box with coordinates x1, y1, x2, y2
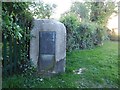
(30, 2, 56, 19)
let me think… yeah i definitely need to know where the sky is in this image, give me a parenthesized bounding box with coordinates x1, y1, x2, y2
(107, 13, 118, 32)
(42, 0, 74, 19)
(42, 0, 119, 33)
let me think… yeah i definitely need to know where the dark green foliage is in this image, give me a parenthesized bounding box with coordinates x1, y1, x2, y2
(2, 2, 33, 38)
(60, 13, 80, 51)
(60, 12, 106, 51)
(2, 2, 33, 76)
(76, 21, 106, 49)
(76, 21, 95, 49)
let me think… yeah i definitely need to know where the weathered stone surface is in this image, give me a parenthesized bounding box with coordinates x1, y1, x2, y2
(30, 19, 66, 74)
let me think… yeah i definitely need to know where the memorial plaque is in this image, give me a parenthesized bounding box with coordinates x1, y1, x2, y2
(39, 31, 56, 54)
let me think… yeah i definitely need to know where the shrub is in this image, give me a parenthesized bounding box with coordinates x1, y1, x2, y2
(60, 12, 107, 52)
(60, 12, 80, 51)
(92, 24, 107, 45)
(76, 21, 96, 49)
(77, 21, 107, 49)
(2, 2, 33, 75)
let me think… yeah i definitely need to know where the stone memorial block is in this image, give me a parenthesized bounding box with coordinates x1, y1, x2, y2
(30, 19, 66, 75)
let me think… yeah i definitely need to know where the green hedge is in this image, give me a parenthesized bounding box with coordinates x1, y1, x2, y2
(60, 13, 107, 52)
(2, 2, 33, 75)
(60, 13, 80, 51)
(75, 21, 106, 49)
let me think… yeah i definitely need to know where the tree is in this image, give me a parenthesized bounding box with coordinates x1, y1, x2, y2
(2, 2, 33, 39)
(70, 2, 89, 20)
(85, 0, 117, 26)
(60, 0, 116, 51)
(84, 0, 117, 42)
(30, 2, 56, 19)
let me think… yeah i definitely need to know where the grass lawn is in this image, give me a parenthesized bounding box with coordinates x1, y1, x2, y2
(2, 41, 118, 88)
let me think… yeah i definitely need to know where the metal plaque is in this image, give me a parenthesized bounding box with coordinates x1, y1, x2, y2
(39, 31, 56, 54)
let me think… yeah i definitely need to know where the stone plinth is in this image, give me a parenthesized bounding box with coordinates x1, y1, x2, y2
(30, 19, 66, 75)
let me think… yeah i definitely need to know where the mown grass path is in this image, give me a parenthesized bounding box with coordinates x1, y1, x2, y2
(3, 41, 118, 88)
(66, 41, 118, 88)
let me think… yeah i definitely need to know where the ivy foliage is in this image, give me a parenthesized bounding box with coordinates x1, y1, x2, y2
(2, 2, 33, 40)
(2, 2, 33, 73)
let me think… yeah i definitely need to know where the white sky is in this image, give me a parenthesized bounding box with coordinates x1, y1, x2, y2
(42, 0, 119, 32)
(107, 13, 118, 29)
(42, 0, 84, 19)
